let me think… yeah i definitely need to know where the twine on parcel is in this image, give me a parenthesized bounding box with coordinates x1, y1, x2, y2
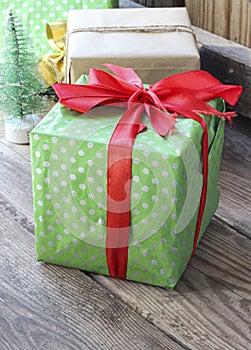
(65, 24, 195, 82)
(68, 24, 195, 35)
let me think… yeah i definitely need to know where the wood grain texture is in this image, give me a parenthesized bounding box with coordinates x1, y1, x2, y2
(193, 218, 251, 300)
(216, 117, 251, 237)
(229, 0, 242, 44)
(119, 0, 144, 7)
(186, 0, 251, 48)
(0, 141, 34, 225)
(194, 26, 251, 119)
(0, 136, 31, 161)
(247, 3, 251, 48)
(213, 0, 229, 38)
(0, 210, 183, 350)
(203, 0, 213, 33)
(240, 0, 249, 46)
(91, 218, 251, 350)
(133, 0, 184, 6)
(186, 0, 229, 36)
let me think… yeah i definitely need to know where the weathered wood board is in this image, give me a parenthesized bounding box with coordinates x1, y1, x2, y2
(133, 0, 184, 6)
(216, 116, 251, 238)
(186, 0, 251, 48)
(91, 218, 251, 350)
(0, 210, 183, 350)
(194, 26, 251, 119)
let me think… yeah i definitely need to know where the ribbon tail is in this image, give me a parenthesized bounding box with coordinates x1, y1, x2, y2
(169, 108, 209, 256)
(195, 85, 243, 106)
(144, 103, 177, 136)
(219, 111, 237, 126)
(192, 116, 208, 256)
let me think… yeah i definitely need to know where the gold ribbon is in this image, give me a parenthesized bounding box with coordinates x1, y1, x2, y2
(39, 20, 67, 86)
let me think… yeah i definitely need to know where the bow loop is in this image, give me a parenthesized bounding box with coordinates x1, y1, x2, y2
(88, 68, 138, 96)
(103, 64, 143, 88)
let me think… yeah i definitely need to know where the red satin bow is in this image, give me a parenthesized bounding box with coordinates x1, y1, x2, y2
(53, 64, 242, 280)
(53, 64, 241, 133)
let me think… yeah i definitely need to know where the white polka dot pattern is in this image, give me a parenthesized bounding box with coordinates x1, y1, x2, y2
(0, 0, 118, 57)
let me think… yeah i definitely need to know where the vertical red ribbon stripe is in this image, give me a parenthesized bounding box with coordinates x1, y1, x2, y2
(106, 104, 145, 279)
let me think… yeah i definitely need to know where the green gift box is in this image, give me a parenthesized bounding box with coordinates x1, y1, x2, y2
(30, 70, 229, 289)
(0, 0, 118, 57)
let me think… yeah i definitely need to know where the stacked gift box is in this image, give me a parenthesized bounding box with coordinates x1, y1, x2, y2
(65, 7, 200, 83)
(29, 5, 242, 288)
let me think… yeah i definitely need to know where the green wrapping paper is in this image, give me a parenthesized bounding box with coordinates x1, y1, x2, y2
(30, 75, 225, 289)
(0, 0, 118, 57)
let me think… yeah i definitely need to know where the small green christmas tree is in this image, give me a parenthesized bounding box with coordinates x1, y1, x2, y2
(0, 9, 47, 120)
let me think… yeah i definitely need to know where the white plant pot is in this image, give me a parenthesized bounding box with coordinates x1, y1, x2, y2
(5, 114, 40, 144)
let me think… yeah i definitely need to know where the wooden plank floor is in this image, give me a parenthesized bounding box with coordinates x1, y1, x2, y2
(0, 2, 251, 349)
(1, 112, 250, 350)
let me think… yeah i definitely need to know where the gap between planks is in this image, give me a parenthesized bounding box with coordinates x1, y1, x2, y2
(194, 26, 251, 119)
(90, 216, 251, 350)
(0, 209, 184, 350)
(1, 179, 250, 350)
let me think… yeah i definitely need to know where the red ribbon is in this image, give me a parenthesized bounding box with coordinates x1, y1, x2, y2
(53, 64, 242, 279)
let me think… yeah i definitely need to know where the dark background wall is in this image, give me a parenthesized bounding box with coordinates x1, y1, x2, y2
(133, 1, 184, 7)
